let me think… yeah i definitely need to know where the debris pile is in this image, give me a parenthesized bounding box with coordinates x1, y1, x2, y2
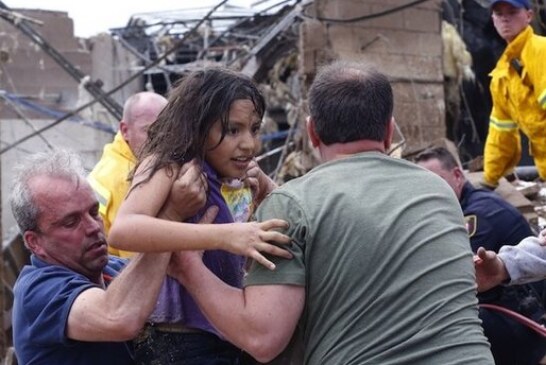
(111, 0, 308, 182)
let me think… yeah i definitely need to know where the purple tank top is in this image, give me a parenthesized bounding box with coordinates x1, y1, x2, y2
(149, 163, 246, 337)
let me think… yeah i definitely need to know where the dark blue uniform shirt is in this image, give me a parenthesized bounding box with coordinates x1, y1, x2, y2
(460, 182, 546, 365)
(460, 181, 533, 252)
(13, 256, 133, 365)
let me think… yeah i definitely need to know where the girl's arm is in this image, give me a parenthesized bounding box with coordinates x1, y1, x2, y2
(109, 158, 292, 270)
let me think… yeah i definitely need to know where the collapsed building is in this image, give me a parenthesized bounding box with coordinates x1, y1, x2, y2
(0, 0, 546, 360)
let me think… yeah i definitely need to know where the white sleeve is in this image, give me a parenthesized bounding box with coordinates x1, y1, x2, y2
(498, 236, 546, 285)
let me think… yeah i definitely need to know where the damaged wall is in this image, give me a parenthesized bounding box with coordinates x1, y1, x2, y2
(0, 9, 140, 124)
(300, 0, 445, 153)
(83, 33, 142, 124)
(0, 9, 140, 239)
(0, 9, 92, 114)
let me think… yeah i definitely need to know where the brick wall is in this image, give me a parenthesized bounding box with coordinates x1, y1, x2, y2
(0, 10, 138, 240)
(0, 9, 139, 122)
(300, 0, 445, 152)
(0, 9, 92, 114)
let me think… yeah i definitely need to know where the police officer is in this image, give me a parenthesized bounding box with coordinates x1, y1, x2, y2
(416, 146, 546, 365)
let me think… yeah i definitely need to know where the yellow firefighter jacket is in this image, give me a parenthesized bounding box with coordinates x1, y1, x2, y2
(483, 26, 546, 186)
(88, 132, 136, 258)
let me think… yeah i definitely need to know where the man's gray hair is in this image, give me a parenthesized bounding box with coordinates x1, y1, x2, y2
(10, 149, 86, 234)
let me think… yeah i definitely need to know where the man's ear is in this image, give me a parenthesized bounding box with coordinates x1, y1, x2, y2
(23, 230, 44, 257)
(384, 117, 395, 150)
(526, 9, 533, 24)
(453, 166, 466, 186)
(452, 166, 466, 196)
(119, 121, 129, 140)
(453, 166, 464, 179)
(306, 117, 320, 148)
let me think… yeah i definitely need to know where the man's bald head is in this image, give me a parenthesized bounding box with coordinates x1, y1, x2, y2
(120, 92, 168, 156)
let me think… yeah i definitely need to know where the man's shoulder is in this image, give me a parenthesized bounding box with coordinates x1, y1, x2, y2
(462, 185, 530, 237)
(14, 262, 96, 325)
(464, 186, 514, 212)
(521, 32, 546, 64)
(463, 189, 508, 220)
(271, 153, 445, 197)
(89, 149, 134, 179)
(286, 152, 423, 180)
(90, 134, 135, 176)
(88, 139, 135, 206)
(16, 262, 93, 294)
(528, 32, 546, 49)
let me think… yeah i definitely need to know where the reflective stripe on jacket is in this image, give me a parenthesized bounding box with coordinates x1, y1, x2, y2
(484, 26, 546, 186)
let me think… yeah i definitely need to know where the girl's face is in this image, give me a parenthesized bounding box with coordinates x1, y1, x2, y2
(205, 99, 261, 179)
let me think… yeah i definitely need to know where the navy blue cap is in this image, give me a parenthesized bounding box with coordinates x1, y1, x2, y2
(490, 0, 530, 9)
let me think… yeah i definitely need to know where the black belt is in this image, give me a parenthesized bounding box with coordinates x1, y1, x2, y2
(148, 322, 204, 334)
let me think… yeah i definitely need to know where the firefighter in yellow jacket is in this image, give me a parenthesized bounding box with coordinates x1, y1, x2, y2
(483, 0, 546, 188)
(88, 92, 167, 258)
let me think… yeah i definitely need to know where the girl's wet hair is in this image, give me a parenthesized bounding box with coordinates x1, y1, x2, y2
(134, 66, 265, 184)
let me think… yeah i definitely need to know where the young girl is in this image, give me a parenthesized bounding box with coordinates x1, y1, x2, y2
(108, 67, 288, 365)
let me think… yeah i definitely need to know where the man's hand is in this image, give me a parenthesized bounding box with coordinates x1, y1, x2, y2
(474, 247, 509, 292)
(245, 159, 277, 206)
(169, 249, 204, 285)
(158, 160, 207, 222)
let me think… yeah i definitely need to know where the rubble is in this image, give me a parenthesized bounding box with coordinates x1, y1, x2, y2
(514, 180, 542, 200)
(0, 0, 546, 361)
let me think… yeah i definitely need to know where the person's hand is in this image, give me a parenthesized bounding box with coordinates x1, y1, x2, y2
(244, 159, 277, 205)
(169, 250, 204, 285)
(221, 219, 292, 270)
(158, 160, 208, 222)
(474, 247, 509, 292)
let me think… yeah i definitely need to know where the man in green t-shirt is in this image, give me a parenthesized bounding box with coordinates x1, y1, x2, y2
(170, 61, 494, 365)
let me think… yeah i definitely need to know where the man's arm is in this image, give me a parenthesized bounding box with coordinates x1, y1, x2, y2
(171, 251, 305, 363)
(68, 161, 212, 342)
(464, 194, 532, 253)
(109, 158, 291, 269)
(482, 107, 520, 188)
(498, 236, 546, 285)
(67, 252, 170, 341)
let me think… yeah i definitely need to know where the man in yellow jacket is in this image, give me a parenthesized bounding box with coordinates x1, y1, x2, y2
(483, 0, 546, 188)
(88, 92, 167, 258)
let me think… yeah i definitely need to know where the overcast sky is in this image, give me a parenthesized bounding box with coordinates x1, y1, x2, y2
(10, 0, 251, 37)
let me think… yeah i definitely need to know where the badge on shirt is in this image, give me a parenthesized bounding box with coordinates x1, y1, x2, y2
(464, 215, 477, 238)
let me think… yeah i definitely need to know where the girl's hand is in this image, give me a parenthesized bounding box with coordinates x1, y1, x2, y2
(244, 160, 277, 206)
(224, 219, 292, 270)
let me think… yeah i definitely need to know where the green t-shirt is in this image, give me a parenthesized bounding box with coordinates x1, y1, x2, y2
(246, 152, 493, 365)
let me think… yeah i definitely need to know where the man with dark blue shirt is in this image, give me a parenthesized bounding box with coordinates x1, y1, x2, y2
(416, 146, 546, 365)
(10, 150, 207, 365)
